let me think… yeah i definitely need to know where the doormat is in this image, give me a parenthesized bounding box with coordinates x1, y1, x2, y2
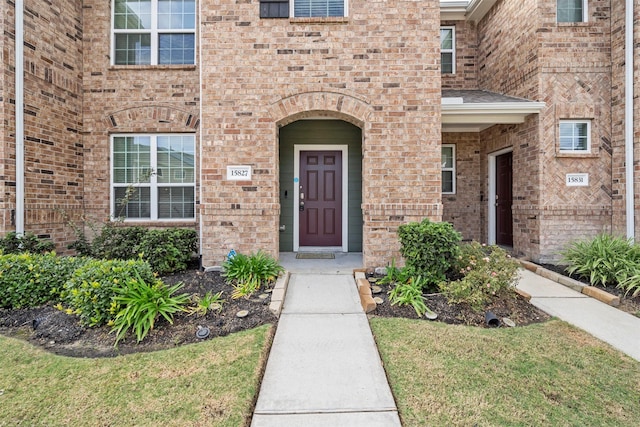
(296, 252, 335, 259)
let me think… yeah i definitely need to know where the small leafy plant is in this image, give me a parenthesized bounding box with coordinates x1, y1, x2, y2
(188, 291, 225, 316)
(439, 242, 519, 311)
(0, 232, 55, 254)
(388, 277, 428, 317)
(222, 251, 284, 299)
(111, 274, 190, 345)
(561, 233, 640, 287)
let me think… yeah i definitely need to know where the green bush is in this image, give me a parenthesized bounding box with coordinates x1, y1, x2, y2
(138, 229, 198, 275)
(111, 274, 190, 345)
(561, 233, 640, 287)
(0, 253, 86, 309)
(61, 258, 157, 327)
(71, 224, 198, 274)
(222, 251, 284, 299)
(0, 232, 55, 254)
(439, 242, 519, 311)
(398, 219, 461, 290)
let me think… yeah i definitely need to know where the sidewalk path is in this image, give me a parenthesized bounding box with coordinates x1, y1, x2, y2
(251, 273, 401, 427)
(518, 269, 640, 361)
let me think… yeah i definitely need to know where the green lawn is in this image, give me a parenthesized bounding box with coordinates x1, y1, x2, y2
(371, 318, 640, 427)
(0, 324, 272, 426)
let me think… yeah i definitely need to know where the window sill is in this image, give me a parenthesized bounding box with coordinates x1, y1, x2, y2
(556, 22, 591, 27)
(110, 219, 197, 226)
(290, 16, 349, 24)
(109, 64, 197, 71)
(556, 151, 598, 158)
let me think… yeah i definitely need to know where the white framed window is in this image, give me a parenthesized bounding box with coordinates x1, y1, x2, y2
(112, 0, 196, 65)
(557, 0, 587, 23)
(559, 120, 591, 152)
(111, 134, 195, 220)
(442, 144, 456, 194)
(440, 27, 455, 74)
(291, 0, 347, 17)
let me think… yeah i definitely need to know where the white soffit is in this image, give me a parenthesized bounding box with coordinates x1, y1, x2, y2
(440, 0, 500, 23)
(441, 100, 546, 132)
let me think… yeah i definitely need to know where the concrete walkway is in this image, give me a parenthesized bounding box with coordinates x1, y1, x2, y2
(518, 269, 640, 361)
(251, 273, 401, 427)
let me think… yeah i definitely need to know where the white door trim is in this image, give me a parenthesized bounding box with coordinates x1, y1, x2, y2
(488, 147, 513, 245)
(293, 144, 349, 252)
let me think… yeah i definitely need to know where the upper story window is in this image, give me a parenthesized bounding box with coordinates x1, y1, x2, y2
(293, 0, 346, 17)
(442, 145, 456, 194)
(112, 0, 196, 65)
(559, 120, 591, 153)
(440, 27, 455, 74)
(112, 135, 195, 220)
(557, 0, 586, 23)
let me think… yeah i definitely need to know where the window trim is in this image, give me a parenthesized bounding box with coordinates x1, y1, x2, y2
(556, 0, 587, 23)
(558, 120, 591, 153)
(442, 144, 456, 194)
(111, 0, 197, 66)
(290, 0, 348, 18)
(110, 134, 196, 221)
(440, 26, 456, 75)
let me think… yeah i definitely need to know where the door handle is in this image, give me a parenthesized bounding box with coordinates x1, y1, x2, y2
(299, 201, 305, 212)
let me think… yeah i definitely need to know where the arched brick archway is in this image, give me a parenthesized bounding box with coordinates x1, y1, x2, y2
(104, 105, 200, 132)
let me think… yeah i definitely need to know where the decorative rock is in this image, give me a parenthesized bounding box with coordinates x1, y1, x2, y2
(374, 267, 388, 276)
(371, 285, 382, 294)
(258, 293, 269, 300)
(502, 317, 516, 327)
(424, 310, 438, 320)
(236, 310, 249, 318)
(368, 277, 378, 283)
(373, 297, 384, 304)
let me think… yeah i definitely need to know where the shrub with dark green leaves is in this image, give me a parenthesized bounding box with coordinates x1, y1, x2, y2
(398, 219, 461, 290)
(60, 258, 157, 327)
(561, 233, 640, 287)
(70, 225, 197, 275)
(0, 232, 55, 254)
(222, 251, 284, 299)
(111, 274, 190, 345)
(0, 253, 86, 309)
(138, 228, 197, 275)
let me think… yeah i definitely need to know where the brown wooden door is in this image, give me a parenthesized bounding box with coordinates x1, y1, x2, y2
(496, 152, 513, 247)
(299, 151, 342, 246)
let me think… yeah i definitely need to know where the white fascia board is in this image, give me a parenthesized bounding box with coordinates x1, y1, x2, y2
(442, 102, 546, 115)
(465, 0, 499, 22)
(440, 1, 468, 20)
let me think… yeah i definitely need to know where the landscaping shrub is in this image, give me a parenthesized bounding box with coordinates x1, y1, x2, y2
(398, 219, 461, 290)
(60, 258, 157, 327)
(0, 253, 86, 309)
(0, 232, 55, 254)
(222, 251, 284, 299)
(71, 224, 198, 274)
(111, 273, 190, 345)
(561, 233, 640, 287)
(138, 228, 198, 275)
(439, 242, 519, 311)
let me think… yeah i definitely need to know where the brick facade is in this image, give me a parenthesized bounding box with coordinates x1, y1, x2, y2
(1, 0, 639, 268)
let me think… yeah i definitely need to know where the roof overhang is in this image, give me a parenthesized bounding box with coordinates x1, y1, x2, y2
(440, 0, 499, 22)
(442, 98, 546, 132)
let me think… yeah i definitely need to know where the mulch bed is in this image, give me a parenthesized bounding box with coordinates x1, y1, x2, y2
(9, 262, 631, 358)
(366, 277, 550, 327)
(0, 269, 277, 358)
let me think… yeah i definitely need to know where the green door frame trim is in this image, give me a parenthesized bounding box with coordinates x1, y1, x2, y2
(293, 144, 349, 252)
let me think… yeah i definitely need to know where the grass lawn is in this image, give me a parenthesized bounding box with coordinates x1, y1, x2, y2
(0, 324, 272, 426)
(371, 318, 640, 427)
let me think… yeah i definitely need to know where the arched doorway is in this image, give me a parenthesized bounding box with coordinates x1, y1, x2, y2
(278, 119, 363, 252)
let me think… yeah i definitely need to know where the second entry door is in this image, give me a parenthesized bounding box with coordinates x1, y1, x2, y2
(495, 152, 513, 247)
(299, 151, 342, 247)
